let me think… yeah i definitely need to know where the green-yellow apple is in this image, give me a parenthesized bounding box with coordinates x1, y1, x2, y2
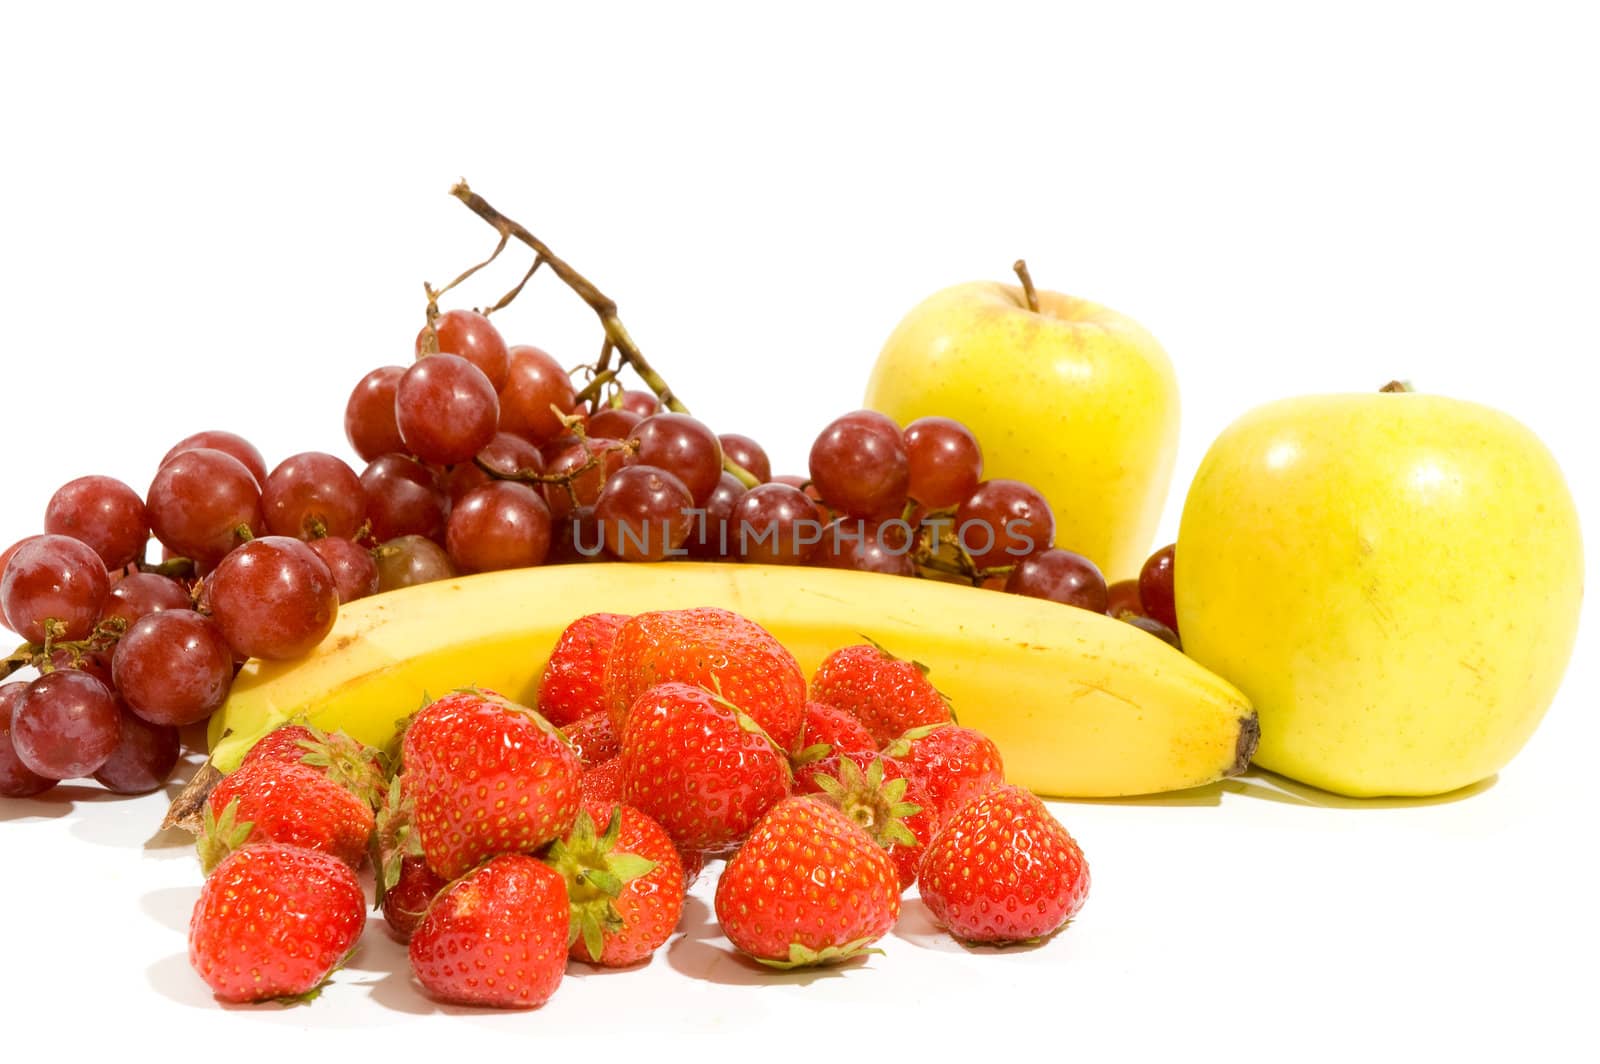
(865, 268, 1179, 579)
(1176, 389, 1583, 797)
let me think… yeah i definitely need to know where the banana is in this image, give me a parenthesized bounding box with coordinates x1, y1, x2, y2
(205, 562, 1257, 798)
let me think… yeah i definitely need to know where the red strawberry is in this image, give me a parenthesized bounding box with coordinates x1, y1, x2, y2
(189, 843, 366, 1003)
(372, 775, 445, 942)
(809, 643, 953, 746)
(580, 758, 624, 811)
(242, 721, 386, 806)
(562, 710, 620, 768)
(400, 689, 582, 880)
(618, 681, 791, 854)
(794, 699, 877, 765)
(544, 806, 684, 967)
(409, 853, 569, 1009)
(198, 758, 375, 873)
(797, 751, 937, 891)
(919, 784, 1090, 944)
(382, 855, 448, 943)
(539, 612, 630, 727)
(714, 796, 901, 967)
(604, 607, 806, 752)
(883, 723, 1005, 825)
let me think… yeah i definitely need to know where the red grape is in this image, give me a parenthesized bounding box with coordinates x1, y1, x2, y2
(100, 571, 192, 628)
(1138, 544, 1178, 634)
(307, 537, 380, 604)
(685, 473, 746, 559)
(718, 434, 772, 484)
(361, 454, 447, 543)
(1106, 578, 1143, 619)
(954, 479, 1055, 569)
(809, 411, 910, 520)
(588, 407, 643, 440)
(11, 670, 122, 779)
(160, 431, 269, 489)
(45, 647, 114, 687)
(1004, 549, 1108, 612)
(395, 353, 499, 465)
(593, 465, 693, 562)
(418, 309, 510, 391)
(345, 366, 407, 462)
(146, 448, 265, 566)
(444, 433, 544, 505)
(732, 483, 820, 565)
(616, 390, 661, 418)
(499, 345, 578, 444)
(1123, 614, 1181, 649)
(445, 482, 552, 573)
(91, 703, 180, 795)
(813, 518, 916, 577)
(111, 608, 235, 726)
(903, 417, 983, 510)
(626, 413, 723, 506)
(546, 507, 604, 566)
(43, 476, 149, 570)
(0, 536, 43, 585)
(205, 537, 338, 661)
(262, 452, 365, 541)
(0, 534, 110, 643)
(374, 535, 458, 591)
(1, 683, 56, 797)
(543, 438, 628, 520)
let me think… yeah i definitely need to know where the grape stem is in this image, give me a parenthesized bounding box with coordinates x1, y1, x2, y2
(448, 180, 760, 489)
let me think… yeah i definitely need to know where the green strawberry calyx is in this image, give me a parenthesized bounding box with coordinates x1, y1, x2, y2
(195, 797, 256, 875)
(542, 809, 659, 963)
(289, 721, 388, 810)
(808, 756, 922, 848)
(755, 936, 885, 970)
(880, 723, 950, 759)
(371, 775, 424, 908)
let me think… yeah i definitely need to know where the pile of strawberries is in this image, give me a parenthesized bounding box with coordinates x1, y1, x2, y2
(185, 606, 1091, 1008)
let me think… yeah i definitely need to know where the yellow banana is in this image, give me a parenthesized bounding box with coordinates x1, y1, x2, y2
(206, 562, 1257, 798)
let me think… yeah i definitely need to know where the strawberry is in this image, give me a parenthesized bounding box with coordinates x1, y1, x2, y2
(400, 689, 582, 880)
(198, 758, 375, 873)
(544, 806, 685, 967)
(794, 699, 877, 765)
(883, 723, 1004, 825)
(241, 721, 386, 807)
(809, 642, 954, 746)
(580, 758, 624, 811)
(919, 784, 1090, 944)
(409, 853, 569, 1009)
(383, 855, 448, 943)
(714, 796, 901, 967)
(372, 775, 446, 942)
(538, 611, 630, 726)
(797, 751, 937, 891)
(562, 710, 620, 768)
(604, 607, 806, 752)
(188, 843, 366, 1003)
(618, 681, 791, 854)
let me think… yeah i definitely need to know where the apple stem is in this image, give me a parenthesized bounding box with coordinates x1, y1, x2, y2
(1379, 380, 1414, 393)
(445, 180, 758, 487)
(1013, 259, 1040, 313)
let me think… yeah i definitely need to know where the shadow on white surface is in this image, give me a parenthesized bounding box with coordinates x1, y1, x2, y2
(141, 885, 197, 933)
(1059, 769, 1499, 810)
(0, 792, 74, 822)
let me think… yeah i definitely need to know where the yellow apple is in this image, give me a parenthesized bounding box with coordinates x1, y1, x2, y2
(865, 269, 1179, 579)
(1176, 390, 1584, 797)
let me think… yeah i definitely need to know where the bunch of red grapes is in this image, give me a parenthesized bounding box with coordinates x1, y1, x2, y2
(1, 305, 1181, 804)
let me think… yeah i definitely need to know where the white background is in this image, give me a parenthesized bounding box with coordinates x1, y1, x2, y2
(2, 2, 1596, 1060)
